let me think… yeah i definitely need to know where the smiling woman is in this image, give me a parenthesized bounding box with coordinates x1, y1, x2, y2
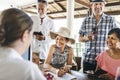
(44, 27, 75, 77)
(95, 28, 120, 80)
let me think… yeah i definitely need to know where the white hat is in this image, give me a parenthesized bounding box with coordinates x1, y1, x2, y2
(50, 27, 75, 44)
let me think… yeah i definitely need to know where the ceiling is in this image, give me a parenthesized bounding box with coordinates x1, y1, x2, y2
(0, 0, 120, 19)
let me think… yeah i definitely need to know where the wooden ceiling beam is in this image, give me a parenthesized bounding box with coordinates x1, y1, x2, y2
(104, 10, 120, 15)
(49, 0, 66, 4)
(75, 0, 120, 8)
(47, 1, 120, 15)
(75, 7, 88, 10)
(47, 7, 87, 14)
(47, 10, 65, 15)
(49, 10, 120, 19)
(48, 14, 87, 19)
(75, 0, 90, 8)
(56, 2, 66, 11)
(106, 2, 120, 7)
(23, 0, 120, 19)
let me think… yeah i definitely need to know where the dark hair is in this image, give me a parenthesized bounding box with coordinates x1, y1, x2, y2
(65, 38, 69, 42)
(108, 28, 120, 40)
(55, 34, 69, 42)
(0, 8, 33, 46)
(38, 0, 48, 4)
(89, 0, 105, 2)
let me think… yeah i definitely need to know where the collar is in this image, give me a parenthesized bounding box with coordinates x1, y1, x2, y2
(0, 47, 23, 60)
(91, 13, 106, 19)
(40, 16, 49, 21)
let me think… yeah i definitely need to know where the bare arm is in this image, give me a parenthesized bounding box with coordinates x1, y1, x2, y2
(44, 45, 59, 74)
(45, 45, 54, 64)
(67, 47, 73, 65)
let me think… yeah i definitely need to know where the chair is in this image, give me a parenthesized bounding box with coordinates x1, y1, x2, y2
(71, 57, 81, 71)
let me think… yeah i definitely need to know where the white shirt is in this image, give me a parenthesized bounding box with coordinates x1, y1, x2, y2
(0, 47, 46, 80)
(31, 15, 54, 59)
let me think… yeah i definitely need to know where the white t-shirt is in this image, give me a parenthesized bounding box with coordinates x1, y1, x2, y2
(0, 47, 46, 80)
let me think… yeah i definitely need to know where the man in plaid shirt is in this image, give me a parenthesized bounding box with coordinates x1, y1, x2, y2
(79, 0, 117, 73)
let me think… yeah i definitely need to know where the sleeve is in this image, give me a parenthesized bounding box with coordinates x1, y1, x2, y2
(44, 19, 54, 42)
(31, 15, 41, 32)
(110, 16, 118, 29)
(25, 63, 46, 80)
(49, 19, 55, 32)
(78, 18, 87, 36)
(95, 51, 105, 68)
(113, 18, 119, 28)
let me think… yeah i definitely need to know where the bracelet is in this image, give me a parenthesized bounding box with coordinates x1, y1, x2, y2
(55, 69, 59, 75)
(50, 67, 59, 74)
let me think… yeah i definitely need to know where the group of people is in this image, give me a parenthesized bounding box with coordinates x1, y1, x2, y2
(31, 0, 75, 77)
(79, 0, 120, 80)
(0, 0, 120, 80)
(0, 0, 75, 79)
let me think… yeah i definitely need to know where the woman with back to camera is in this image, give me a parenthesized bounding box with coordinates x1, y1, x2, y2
(95, 28, 120, 80)
(44, 27, 75, 77)
(0, 8, 46, 80)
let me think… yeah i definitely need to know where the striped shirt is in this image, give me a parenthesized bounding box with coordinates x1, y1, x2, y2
(79, 13, 117, 64)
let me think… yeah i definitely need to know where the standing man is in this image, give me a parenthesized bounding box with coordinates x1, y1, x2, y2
(32, 0, 54, 64)
(79, 0, 117, 73)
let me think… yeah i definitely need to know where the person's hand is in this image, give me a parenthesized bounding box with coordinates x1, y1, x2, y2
(36, 35, 45, 40)
(63, 65, 72, 73)
(98, 73, 114, 80)
(58, 68, 66, 77)
(39, 64, 50, 74)
(83, 34, 94, 41)
(88, 34, 94, 41)
(41, 68, 50, 74)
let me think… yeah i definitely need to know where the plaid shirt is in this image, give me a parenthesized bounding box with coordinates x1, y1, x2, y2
(79, 13, 117, 64)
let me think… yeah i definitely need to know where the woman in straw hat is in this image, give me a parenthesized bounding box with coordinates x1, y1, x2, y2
(44, 27, 75, 77)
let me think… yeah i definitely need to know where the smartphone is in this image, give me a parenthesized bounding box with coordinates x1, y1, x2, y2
(33, 31, 43, 35)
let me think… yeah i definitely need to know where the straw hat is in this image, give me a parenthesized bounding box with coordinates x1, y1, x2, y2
(50, 27, 75, 44)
